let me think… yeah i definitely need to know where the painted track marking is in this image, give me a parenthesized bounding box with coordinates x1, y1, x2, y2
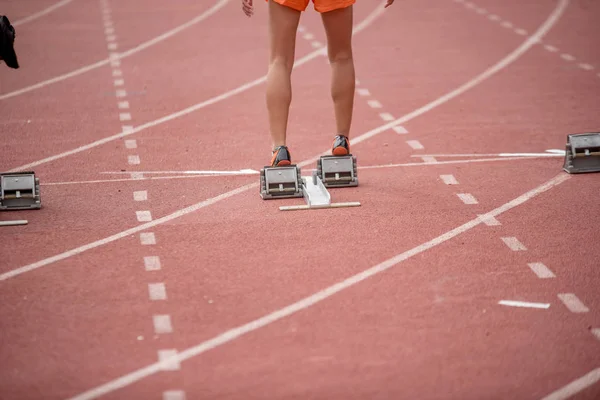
(557, 293, 589, 313)
(65, 173, 571, 400)
(527, 262, 555, 279)
(498, 300, 550, 309)
(148, 283, 167, 301)
(12, 0, 76, 27)
(501, 237, 527, 251)
(144, 256, 161, 271)
(457, 193, 478, 205)
(1, 0, 569, 283)
(440, 174, 458, 185)
(541, 367, 600, 400)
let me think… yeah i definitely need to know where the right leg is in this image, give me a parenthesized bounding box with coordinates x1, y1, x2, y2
(320, 4, 355, 151)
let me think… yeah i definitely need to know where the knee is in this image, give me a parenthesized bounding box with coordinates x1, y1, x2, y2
(269, 55, 294, 72)
(328, 49, 353, 64)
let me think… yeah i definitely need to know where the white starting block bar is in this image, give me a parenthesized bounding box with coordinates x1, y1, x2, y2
(279, 173, 361, 211)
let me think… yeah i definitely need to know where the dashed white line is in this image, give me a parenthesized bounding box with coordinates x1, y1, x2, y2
(578, 63, 594, 71)
(544, 44, 558, 52)
(107, 43, 118, 51)
(357, 88, 371, 96)
(112, 70, 123, 77)
(158, 350, 180, 371)
(406, 140, 424, 150)
(560, 53, 575, 61)
(475, 7, 487, 15)
(488, 14, 500, 21)
(163, 391, 186, 400)
(440, 174, 458, 185)
(303, 33, 314, 40)
(153, 315, 173, 334)
(133, 190, 147, 201)
(148, 283, 167, 301)
(128, 155, 140, 165)
(311, 41, 322, 48)
(118, 101, 129, 109)
(501, 21, 513, 29)
(119, 112, 132, 121)
(125, 139, 137, 149)
(122, 125, 134, 133)
(557, 293, 589, 313)
(592, 328, 600, 341)
(140, 232, 156, 245)
(116, 89, 127, 97)
(477, 214, 501, 226)
(105, 27, 114, 35)
(527, 262, 555, 278)
(457, 193, 478, 204)
(106, 34, 117, 42)
(379, 113, 395, 121)
(501, 237, 527, 251)
(144, 256, 161, 271)
(421, 156, 437, 163)
(499, 300, 550, 309)
(392, 126, 408, 134)
(367, 100, 383, 109)
(114, 79, 125, 87)
(514, 28, 528, 36)
(136, 211, 152, 222)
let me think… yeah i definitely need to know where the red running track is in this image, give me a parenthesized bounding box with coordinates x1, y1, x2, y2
(1, 0, 599, 399)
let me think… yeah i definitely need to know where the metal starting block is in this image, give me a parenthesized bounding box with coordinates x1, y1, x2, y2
(316, 155, 358, 188)
(0, 171, 41, 211)
(260, 165, 304, 200)
(563, 132, 600, 174)
(279, 172, 361, 211)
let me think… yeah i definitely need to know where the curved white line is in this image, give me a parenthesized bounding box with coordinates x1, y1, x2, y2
(0, 0, 229, 101)
(6, 2, 386, 173)
(12, 0, 76, 27)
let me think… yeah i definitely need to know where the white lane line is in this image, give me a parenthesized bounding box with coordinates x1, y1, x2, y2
(1, 0, 230, 101)
(406, 140, 424, 150)
(501, 237, 527, 251)
(367, 100, 383, 108)
(118, 101, 129, 109)
(128, 155, 140, 165)
(421, 156, 437, 163)
(527, 262, 555, 278)
(578, 63, 594, 71)
(13, 0, 76, 26)
(498, 300, 550, 309)
(501, 21, 513, 29)
(140, 232, 156, 245)
(106, 34, 117, 42)
(356, 88, 371, 96)
(116, 89, 127, 98)
(477, 214, 501, 226)
(119, 113, 132, 121)
(541, 367, 600, 400)
(6, 3, 388, 173)
(514, 28, 528, 36)
(303, 33, 314, 40)
(544, 44, 559, 52)
(105, 27, 115, 35)
(114, 79, 125, 86)
(144, 256, 161, 271)
(63, 173, 570, 399)
(136, 211, 152, 222)
(153, 315, 173, 334)
(561, 53, 575, 61)
(122, 125, 134, 133)
(488, 14, 500, 21)
(133, 190, 147, 201)
(311, 41, 322, 48)
(163, 391, 186, 400)
(475, 7, 487, 15)
(379, 112, 395, 121)
(557, 293, 589, 313)
(107, 43, 118, 51)
(440, 174, 458, 185)
(392, 126, 408, 134)
(131, 172, 144, 180)
(113, 70, 123, 77)
(148, 283, 167, 300)
(102, 169, 259, 176)
(157, 350, 180, 371)
(1, 1, 566, 285)
(457, 193, 478, 204)
(125, 139, 137, 149)
(409, 152, 563, 158)
(592, 328, 600, 341)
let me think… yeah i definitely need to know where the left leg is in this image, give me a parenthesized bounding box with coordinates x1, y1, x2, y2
(266, 0, 302, 157)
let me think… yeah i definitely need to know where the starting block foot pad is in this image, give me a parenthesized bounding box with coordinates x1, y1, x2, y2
(316, 155, 358, 188)
(563, 132, 600, 174)
(260, 165, 304, 200)
(0, 171, 41, 211)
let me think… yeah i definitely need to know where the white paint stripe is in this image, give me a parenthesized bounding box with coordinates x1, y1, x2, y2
(297, 25, 306, 32)
(144, 256, 161, 271)
(303, 33, 314, 40)
(122, 125, 134, 133)
(125, 139, 137, 149)
(311, 41, 322, 48)
(157, 350, 180, 371)
(440, 174, 458, 185)
(356, 88, 371, 96)
(406, 140, 424, 150)
(114, 79, 125, 86)
(541, 368, 600, 400)
(108, 43, 118, 51)
(527, 262, 555, 278)
(13, 0, 76, 26)
(367, 100, 382, 108)
(498, 300, 550, 309)
(501, 237, 527, 251)
(102, 169, 259, 176)
(131, 172, 144, 180)
(133, 190, 147, 201)
(578, 63, 594, 71)
(119, 113, 132, 121)
(163, 391, 186, 400)
(592, 328, 600, 341)
(113, 70, 123, 77)
(421, 156, 437, 163)
(514, 28, 528, 35)
(106, 35, 117, 42)
(0, 0, 230, 101)
(140, 232, 156, 245)
(128, 155, 140, 165)
(153, 315, 173, 334)
(105, 27, 115, 35)
(477, 214, 501, 226)
(561, 53, 575, 61)
(392, 126, 408, 134)
(488, 14, 500, 21)
(118, 101, 129, 109)
(457, 193, 478, 204)
(116, 89, 127, 97)
(476, 7, 487, 14)
(148, 283, 167, 300)
(544, 44, 558, 52)
(410, 152, 563, 158)
(111, 61, 120, 68)
(379, 113, 395, 121)
(63, 173, 570, 398)
(557, 293, 589, 313)
(136, 211, 152, 222)
(501, 21, 513, 29)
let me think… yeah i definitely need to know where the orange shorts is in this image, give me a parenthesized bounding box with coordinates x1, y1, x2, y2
(267, 0, 355, 13)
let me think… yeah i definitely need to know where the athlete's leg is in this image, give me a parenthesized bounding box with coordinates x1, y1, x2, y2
(321, 5, 354, 139)
(266, 0, 302, 151)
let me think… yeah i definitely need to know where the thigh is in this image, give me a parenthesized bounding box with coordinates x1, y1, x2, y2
(319, 1, 354, 59)
(267, 0, 303, 65)
(314, 0, 355, 14)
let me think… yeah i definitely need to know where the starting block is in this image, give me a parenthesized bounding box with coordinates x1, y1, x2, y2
(563, 132, 600, 174)
(259, 165, 304, 200)
(316, 155, 358, 188)
(0, 171, 42, 211)
(279, 172, 361, 211)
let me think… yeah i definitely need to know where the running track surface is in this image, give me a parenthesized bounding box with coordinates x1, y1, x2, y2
(1, 0, 599, 399)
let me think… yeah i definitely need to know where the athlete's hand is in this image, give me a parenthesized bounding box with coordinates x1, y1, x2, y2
(242, 0, 254, 17)
(384, 0, 395, 7)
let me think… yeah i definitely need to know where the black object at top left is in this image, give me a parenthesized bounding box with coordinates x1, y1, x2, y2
(0, 15, 19, 69)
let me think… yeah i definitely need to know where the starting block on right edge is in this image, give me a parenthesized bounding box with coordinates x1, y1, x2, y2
(563, 132, 600, 174)
(316, 155, 358, 188)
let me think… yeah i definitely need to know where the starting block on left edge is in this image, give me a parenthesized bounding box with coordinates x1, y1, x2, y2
(0, 171, 42, 211)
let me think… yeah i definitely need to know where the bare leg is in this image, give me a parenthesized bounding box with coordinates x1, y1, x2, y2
(266, 0, 301, 150)
(321, 6, 355, 138)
